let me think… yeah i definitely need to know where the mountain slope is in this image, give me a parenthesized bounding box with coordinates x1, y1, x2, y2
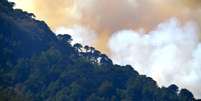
(0, 0, 200, 101)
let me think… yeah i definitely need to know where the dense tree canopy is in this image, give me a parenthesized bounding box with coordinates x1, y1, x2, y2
(0, 0, 200, 101)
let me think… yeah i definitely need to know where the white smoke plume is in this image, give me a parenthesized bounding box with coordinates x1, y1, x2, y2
(108, 18, 201, 98)
(55, 25, 97, 46)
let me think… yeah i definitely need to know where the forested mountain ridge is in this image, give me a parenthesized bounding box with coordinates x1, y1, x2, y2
(0, 0, 200, 101)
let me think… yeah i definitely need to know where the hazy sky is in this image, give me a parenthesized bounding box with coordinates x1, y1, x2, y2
(11, 0, 201, 98)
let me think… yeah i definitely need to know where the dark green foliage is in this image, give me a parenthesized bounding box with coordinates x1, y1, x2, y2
(168, 84, 179, 94)
(0, 0, 199, 101)
(74, 43, 83, 52)
(57, 34, 72, 44)
(179, 89, 194, 101)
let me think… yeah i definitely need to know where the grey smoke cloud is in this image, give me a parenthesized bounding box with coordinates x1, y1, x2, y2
(108, 18, 201, 98)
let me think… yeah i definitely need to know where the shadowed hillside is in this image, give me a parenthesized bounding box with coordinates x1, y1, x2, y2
(0, 0, 200, 101)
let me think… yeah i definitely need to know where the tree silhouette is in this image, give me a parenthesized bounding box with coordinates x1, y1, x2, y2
(84, 45, 90, 52)
(57, 34, 72, 44)
(8, 1, 15, 8)
(89, 47, 95, 53)
(73, 43, 83, 52)
(93, 50, 101, 62)
(27, 12, 36, 18)
(168, 84, 179, 94)
(100, 54, 113, 65)
(179, 89, 194, 101)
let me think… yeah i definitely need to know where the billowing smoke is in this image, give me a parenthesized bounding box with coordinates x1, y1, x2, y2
(12, 0, 201, 52)
(109, 18, 201, 98)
